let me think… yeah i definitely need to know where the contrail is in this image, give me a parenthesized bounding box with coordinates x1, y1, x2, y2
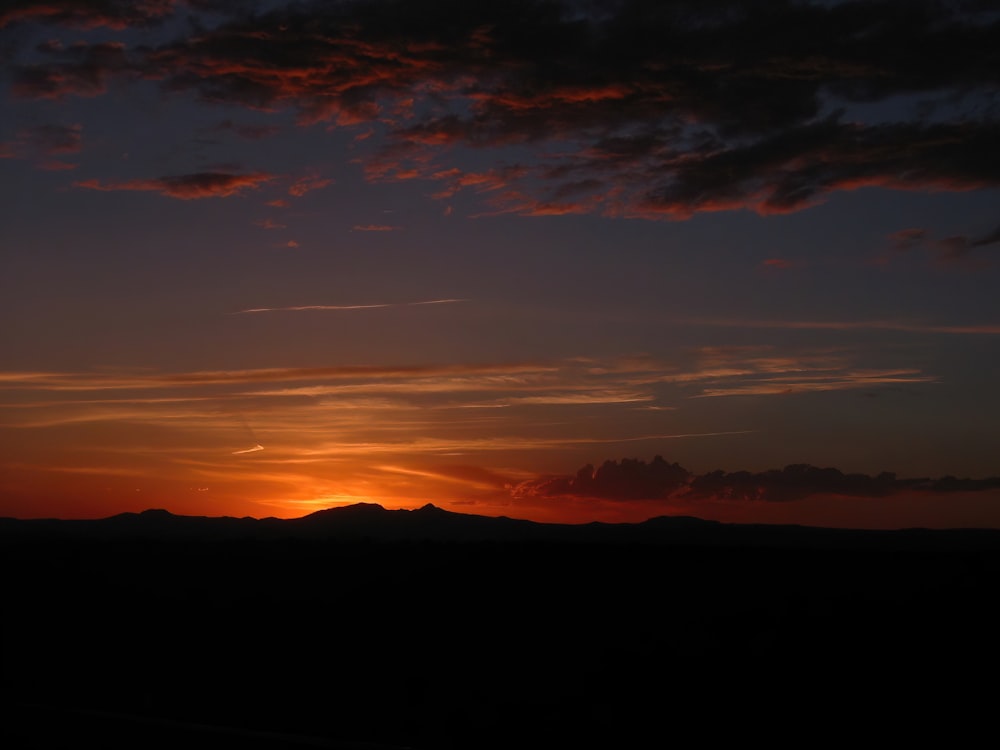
(232, 412, 262, 454)
(232, 443, 264, 455)
(234, 299, 468, 314)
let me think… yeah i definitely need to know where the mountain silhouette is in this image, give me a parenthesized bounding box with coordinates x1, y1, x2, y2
(2, 502, 998, 549)
(4, 502, 999, 748)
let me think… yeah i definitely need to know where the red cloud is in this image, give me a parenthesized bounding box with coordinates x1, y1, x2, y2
(288, 175, 333, 197)
(0, 1, 175, 30)
(352, 225, 399, 232)
(0, 123, 83, 166)
(762, 259, 795, 270)
(75, 171, 275, 199)
(38, 160, 79, 171)
(254, 218, 286, 230)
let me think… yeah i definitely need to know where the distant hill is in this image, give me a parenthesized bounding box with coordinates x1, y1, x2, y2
(2, 502, 998, 549)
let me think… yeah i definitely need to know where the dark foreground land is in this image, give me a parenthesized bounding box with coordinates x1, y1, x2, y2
(2, 505, 999, 748)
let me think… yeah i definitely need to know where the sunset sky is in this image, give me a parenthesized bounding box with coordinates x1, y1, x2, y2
(3, 0, 1000, 528)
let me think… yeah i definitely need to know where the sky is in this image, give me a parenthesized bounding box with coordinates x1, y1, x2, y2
(2, 0, 1000, 528)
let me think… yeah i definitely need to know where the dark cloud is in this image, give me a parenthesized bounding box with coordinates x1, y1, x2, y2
(22, 123, 82, 154)
(888, 227, 928, 254)
(75, 171, 275, 199)
(0, 0, 176, 30)
(686, 465, 903, 503)
(0, 123, 82, 163)
(514, 456, 1000, 503)
(517, 456, 691, 501)
(11, 41, 131, 98)
(639, 119, 1000, 217)
(7, 0, 1000, 217)
(886, 223, 1000, 264)
(970, 223, 1000, 249)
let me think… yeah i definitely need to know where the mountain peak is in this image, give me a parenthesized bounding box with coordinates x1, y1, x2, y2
(140, 508, 174, 518)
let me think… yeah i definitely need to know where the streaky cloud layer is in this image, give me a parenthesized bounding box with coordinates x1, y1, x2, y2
(235, 299, 469, 314)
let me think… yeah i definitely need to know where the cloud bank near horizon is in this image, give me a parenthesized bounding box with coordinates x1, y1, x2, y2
(512, 456, 1000, 504)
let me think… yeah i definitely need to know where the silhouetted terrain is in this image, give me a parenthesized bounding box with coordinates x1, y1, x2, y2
(3, 505, 999, 748)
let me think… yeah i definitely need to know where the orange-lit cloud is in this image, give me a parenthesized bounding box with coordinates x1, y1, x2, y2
(75, 171, 275, 199)
(352, 224, 399, 232)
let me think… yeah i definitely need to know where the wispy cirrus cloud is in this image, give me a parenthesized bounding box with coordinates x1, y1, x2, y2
(0, 346, 935, 405)
(234, 298, 468, 314)
(689, 318, 1000, 336)
(691, 369, 937, 398)
(352, 224, 399, 232)
(0, 360, 558, 391)
(75, 171, 275, 199)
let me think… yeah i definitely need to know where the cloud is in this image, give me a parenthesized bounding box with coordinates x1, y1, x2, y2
(937, 223, 1000, 262)
(761, 258, 795, 270)
(22, 123, 83, 154)
(254, 218, 286, 229)
(690, 369, 937, 398)
(888, 228, 928, 254)
(75, 171, 275, 199)
(513, 456, 692, 501)
(0, 347, 937, 413)
(513, 456, 1000, 503)
(689, 318, 1000, 336)
(352, 224, 399, 232)
(11, 41, 130, 98)
(882, 224, 1000, 265)
(38, 159, 79, 170)
(972, 224, 1000, 249)
(0, 360, 560, 391)
(0, 0, 176, 30)
(235, 298, 467, 314)
(0, 123, 83, 165)
(288, 174, 333, 197)
(8, 1, 1000, 218)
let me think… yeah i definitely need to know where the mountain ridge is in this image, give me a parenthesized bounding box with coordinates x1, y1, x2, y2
(3, 501, 999, 549)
